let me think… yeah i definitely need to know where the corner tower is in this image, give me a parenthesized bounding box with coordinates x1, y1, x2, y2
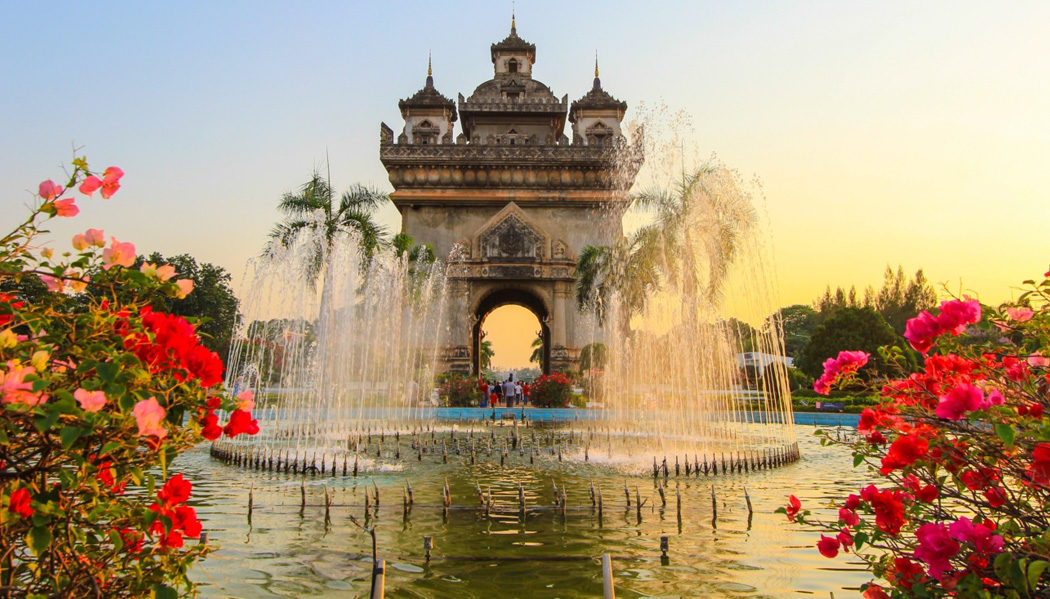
(380, 22, 642, 375)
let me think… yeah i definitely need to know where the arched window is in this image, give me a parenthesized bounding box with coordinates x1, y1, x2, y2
(508, 58, 519, 73)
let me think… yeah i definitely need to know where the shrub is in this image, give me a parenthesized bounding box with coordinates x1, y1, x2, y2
(782, 270, 1050, 597)
(530, 372, 573, 408)
(437, 372, 480, 407)
(0, 159, 258, 597)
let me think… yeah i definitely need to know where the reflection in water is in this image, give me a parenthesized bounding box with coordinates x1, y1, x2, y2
(184, 425, 873, 598)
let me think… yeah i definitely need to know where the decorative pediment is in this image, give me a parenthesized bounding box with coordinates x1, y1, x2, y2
(473, 203, 548, 263)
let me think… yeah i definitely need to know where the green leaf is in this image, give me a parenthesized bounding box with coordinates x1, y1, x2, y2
(1028, 560, 1049, 593)
(59, 425, 83, 449)
(33, 409, 60, 433)
(100, 441, 121, 456)
(996, 423, 1016, 447)
(96, 361, 119, 384)
(853, 453, 865, 467)
(151, 584, 178, 599)
(26, 526, 51, 556)
(854, 531, 868, 550)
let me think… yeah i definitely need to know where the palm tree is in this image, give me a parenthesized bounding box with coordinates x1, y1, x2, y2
(480, 339, 494, 371)
(266, 171, 390, 283)
(633, 162, 757, 319)
(574, 225, 662, 337)
(529, 335, 543, 365)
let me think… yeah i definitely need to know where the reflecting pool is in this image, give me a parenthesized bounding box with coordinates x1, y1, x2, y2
(184, 423, 873, 598)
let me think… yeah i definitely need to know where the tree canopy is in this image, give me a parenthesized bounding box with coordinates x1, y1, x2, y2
(796, 307, 904, 380)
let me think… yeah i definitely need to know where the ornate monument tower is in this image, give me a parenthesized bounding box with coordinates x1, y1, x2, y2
(380, 19, 642, 374)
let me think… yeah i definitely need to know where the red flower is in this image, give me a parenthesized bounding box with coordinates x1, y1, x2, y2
(983, 487, 1005, 508)
(158, 473, 192, 507)
(223, 408, 259, 438)
(8, 487, 33, 518)
(160, 530, 183, 549)
(174, 505, 202, 538)
(836, 527, 854, 552)
(1026, 443, 1050, 485)
(880, 434, 929, 474)
(862, 584, 890, 599)
(117, 527, 144, 553)
(917, 484, 939, 503)
(838, 507, 860, 526)
(200, 410, 222, 440)
(860, 485, 905, 536)
(817, 534, 840, 558)
(889, 557, 926, 589)
(785, 494, 801, 521)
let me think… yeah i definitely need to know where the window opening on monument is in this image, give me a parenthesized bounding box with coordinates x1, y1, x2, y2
(480, 305, 542, 378)
(508, 58, 518, 73)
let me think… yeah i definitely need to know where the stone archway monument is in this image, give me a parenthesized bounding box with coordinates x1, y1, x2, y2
(380, 20, 642, 375)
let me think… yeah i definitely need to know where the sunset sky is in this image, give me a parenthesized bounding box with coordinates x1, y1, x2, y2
(2, 1, 1047, 368)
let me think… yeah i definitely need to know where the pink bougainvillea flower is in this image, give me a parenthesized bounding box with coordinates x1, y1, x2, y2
(948, 516, 1003, 556)
(102, 237, 136, 270)
(861, 485, 905, 536)
(817, 534, 840, 558)
(935, 383, 989, 420)
(74, 388, 107, 412)
(813, 350, 870, 395)
(8, 487, 33, 518)
(235, 389, 255, 411)
(1, 360, 46, 406)
(785, 494, 801, 521)
(79, 175, 102, 196)
(65, 269, 88, 293)
(53, 198, 79, 217)
(1029, 352, 1050, 368)
(839, 507, 860, 526)
(39, 273, 64, 293)
(174, 278, 194, 299)
(38, 180, 64, 200)
(139, 262, 177, 282)
(904, 311, 941, 354)
(131, 397, 167, 439)
(72, 233, 90, 250)
(938, 298, 982, 334)
(100, 166, 124, 199)
(913, 522, 960, 581)
(84, 228, 105, 246)
(1005, 306, 1034, 322)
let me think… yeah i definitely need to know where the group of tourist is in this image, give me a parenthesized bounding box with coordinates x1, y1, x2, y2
(479, 376, 529, 408)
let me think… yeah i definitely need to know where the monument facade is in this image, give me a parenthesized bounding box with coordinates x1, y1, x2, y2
(380, 19, 642, 374)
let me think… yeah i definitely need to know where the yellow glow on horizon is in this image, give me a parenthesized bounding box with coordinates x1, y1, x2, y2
(482, 305, 540, 370)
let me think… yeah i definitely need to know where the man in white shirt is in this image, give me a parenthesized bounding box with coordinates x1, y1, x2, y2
(503, 379, 516, 406)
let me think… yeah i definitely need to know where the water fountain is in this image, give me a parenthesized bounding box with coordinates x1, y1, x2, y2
(213, 134, 797, 478)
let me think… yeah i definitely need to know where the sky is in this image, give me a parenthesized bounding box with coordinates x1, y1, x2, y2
(2, 1, 1048, 368)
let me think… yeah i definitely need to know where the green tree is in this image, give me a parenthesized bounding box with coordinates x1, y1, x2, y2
(529, 334, 543, 366)
(140, 253, 239, 365)
(266, 171, 390, 283)
(575, 225, 662, 337)
(578, 342, 608, 372)
(479, 339, 494, 370)
(633, 162, 757, 320)
(796, 307, 903, 380)
(768, 304, 819, 358)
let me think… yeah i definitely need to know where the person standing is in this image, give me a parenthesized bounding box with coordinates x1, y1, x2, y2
(503, 378, 515, 406)
(514, 381, 523, 406)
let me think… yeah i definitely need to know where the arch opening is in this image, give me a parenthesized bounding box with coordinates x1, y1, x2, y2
(472, 288, 550, 376)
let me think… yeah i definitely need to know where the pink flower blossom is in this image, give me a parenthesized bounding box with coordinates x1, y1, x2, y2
(947, 517, 1003, 556)
(140, 262, 177, 282)
(53, 198, 79, 217)
(1, 360, 46, 406)
(79, 175, 102, 196)
(102, 237, 136, 270)
(1005, 306, 1034, 322)
(39, 273, 64, 292)
(101, 166, 123, 199)
(913, 522, 960, 582)
(235, 389, 255, 411)
(174, 278, 194, 299)
(74, 388, 107, 412)
(72, 228, 105, 250)
(935, 383, 989, 420)
(904, 299, 982, 354)
(38, 180, 64, 200)
(1029, 352, 1049, 368)
(131, 397, 167, 439)
(813, 350, 870, 395)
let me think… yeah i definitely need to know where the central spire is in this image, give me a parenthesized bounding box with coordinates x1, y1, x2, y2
(511, 5, 516, 35)
(426, 52, 434, 87)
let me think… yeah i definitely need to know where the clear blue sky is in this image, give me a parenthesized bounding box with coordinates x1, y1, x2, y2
(2, 1, 1048, 312)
